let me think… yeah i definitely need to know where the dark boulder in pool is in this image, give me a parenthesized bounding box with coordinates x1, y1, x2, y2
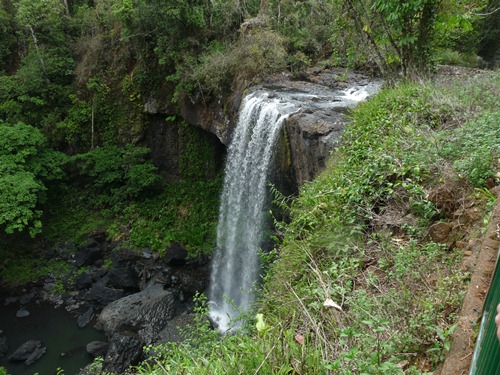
(16, 309, 30, 318)
(9, 339, 47, 365)
(78, 307, 95, 328)
(25, 346, 47, 366)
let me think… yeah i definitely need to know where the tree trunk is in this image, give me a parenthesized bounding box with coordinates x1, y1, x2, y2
(61, 0, 70, 15)
(259, 0, 268, 16)
(29, 26, 49, 80)
(91, 100, 95, 150)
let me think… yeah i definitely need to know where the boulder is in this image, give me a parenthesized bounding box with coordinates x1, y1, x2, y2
(110, 249, 143, 268)
(75, 272, 93, 290)
(428, 222, 451, 243)
(98, 283, 175, 344)
(103, 332, 142, 374)
(16, 309, 30, 318)
(173, 268, 210, 296)
(75, 239, 104, 267)
(0, 336, 8, 358)
(78, 307, 95, 328)
(4, 297, 18, 305)
(103, 250, 145, 290)
(19, 292, 35, 305)
(86, 340, 109, 358)
(87, 284, 124, 307)
(91, 269, 108, 282)
(107, 267, 139, 290)
(25, 347, 46, 366)
(141, 248, 154, 259)
(164, 243, 188, 266)
(9, 340, 43, 362)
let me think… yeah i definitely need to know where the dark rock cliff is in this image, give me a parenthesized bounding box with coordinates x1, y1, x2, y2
(144, 68, 380, 193)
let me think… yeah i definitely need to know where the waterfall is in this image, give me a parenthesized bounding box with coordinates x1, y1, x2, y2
(208, 91, 296, 331)
(207, 83, 379, 331)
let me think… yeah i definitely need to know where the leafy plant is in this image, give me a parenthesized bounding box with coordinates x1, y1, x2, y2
(0, 121, 67, 236)
(439, 111, 500, 187)
(189, 28, 287, 98)
(72, 145, 160, 208)
(332, 0, 486, 77)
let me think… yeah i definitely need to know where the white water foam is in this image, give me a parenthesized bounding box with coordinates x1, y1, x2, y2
(338, 86, 370, 102)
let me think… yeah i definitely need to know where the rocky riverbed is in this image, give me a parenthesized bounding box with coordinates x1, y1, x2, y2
(0, 233, 211, 374)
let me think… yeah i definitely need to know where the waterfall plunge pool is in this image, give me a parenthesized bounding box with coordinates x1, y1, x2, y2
(0, 300, 106, 375)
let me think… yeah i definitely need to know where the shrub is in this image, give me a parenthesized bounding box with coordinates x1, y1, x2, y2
(72, 145, 160, 208)
(0, 121, 67, 236)
(449, 112, 500, 187)
(190, 28, 287, 98)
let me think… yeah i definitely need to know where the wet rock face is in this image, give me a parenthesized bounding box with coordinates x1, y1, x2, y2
(103, 332, 143, 374)
(148, 68, 380, 193)
(265, 70, 380, 190)
(144, 114, 226, 181)
(280, 109, 346, 191)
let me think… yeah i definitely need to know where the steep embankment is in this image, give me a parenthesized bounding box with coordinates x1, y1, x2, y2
(261, 70, 500, 374)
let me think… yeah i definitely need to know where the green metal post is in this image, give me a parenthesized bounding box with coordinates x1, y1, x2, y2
(470, 247, 500, 374)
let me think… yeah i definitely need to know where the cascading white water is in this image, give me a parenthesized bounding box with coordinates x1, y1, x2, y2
(207, 83, 380, 332)
(208, 91, 296, 331)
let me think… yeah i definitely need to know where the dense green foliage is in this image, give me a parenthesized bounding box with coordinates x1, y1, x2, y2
(0, 120, 67, 235)
(0, 256, 70, 285)
(1, 0, 494, 142)
(72, 145, 160, 207)
(0, 0, 496, 158)
(111, 178, 221, 256)
(132, 73, 499, 374)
